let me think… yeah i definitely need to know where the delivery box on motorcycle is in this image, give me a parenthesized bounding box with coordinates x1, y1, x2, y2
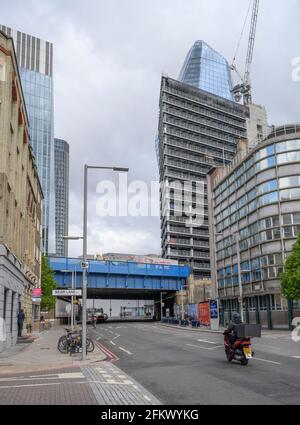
(235, 324, 262, 338)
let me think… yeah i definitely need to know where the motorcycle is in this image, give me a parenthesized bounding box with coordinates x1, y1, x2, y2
(223, 331, 254, 366)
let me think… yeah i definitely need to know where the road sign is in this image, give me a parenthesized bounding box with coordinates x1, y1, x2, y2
(32, 297, 41, 303)
(66, 304, 72, 314)
(52, 289, 82, 297)
(81, 261, 89, 270)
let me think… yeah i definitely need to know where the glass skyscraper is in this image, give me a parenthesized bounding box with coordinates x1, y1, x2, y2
(0, 25, 54, 254)
(178, 40, 233, 101)
(54, 138, 69, 257)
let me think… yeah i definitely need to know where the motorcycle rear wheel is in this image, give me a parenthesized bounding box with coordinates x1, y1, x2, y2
(241, 358, 248, 366)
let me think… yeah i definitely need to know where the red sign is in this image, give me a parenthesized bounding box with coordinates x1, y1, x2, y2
(198, 302, 210, 327)
(32, 288, 42, 296)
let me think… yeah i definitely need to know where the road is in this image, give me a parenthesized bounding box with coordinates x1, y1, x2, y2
(90, 322, 300, 405)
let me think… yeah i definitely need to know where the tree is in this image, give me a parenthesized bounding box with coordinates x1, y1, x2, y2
(41, 256, 57, 312)
(280, 233, 300, 301)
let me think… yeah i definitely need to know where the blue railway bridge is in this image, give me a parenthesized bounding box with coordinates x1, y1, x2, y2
(49, 257, 190, 302)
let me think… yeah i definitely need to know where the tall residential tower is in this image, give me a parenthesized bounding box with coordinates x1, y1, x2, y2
(54, 138, 69, 257)
(0, 24, 54, 254)
(157, 41, 249, 278)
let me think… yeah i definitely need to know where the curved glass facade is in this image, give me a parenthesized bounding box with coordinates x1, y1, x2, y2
(209, 127, 300, 328)
(179, 40, 233, 101)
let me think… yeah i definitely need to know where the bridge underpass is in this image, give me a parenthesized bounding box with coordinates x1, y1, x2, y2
(49, 257, 190, 319)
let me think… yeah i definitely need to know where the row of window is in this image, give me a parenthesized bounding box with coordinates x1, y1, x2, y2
(214, 139, 300, 204)
(217, 225, 300, 259)
(218, 266, 284, 288)
(216, 190, 300, 233)
(216, 176, 300, 226)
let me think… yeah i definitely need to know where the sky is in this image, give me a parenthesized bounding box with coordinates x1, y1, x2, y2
(1, 0, 299, 257)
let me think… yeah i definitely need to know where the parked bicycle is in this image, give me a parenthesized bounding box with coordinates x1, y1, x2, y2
(57, 328, 95, 355)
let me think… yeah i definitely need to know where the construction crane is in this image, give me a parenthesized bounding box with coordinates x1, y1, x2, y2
(231, 0, 260, 105)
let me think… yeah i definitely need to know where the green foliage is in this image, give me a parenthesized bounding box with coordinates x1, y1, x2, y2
(280, 233, 300, 301)
(41, 256, 57, 311)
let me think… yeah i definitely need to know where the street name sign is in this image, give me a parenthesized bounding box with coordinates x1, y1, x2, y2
(52, 289, 82, 297)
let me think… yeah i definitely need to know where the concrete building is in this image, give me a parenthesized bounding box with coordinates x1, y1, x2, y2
(0, 24, 54, 255)
(54, 138, 69, 257)
(0, 30, 43, 351)
(157, 75, 248, 278)
(207, 124, 300, 329)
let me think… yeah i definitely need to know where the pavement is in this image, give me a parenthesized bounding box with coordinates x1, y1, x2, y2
(0, 324, 161, 405)
(87, 321, 300, 405)
(0, 326, 106, 375)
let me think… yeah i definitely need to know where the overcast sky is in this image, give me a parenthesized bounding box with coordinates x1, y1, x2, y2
(2, 0, 299, 257)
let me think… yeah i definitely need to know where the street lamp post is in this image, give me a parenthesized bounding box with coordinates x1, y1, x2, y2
(82, 165, 129, 361)
(61, 269, 76, 330)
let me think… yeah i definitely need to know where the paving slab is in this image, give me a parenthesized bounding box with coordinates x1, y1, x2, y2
(0, 326, 106, 375)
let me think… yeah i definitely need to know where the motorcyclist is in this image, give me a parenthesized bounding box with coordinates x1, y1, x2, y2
(224, 312, 243, 348)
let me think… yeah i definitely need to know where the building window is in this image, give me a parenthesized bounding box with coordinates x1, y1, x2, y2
(259, 191, 278, 206)
(280, 188, 300, 201)
(3, 288, 8, 320)
(256, 156, 275, 172)
(276, 139, 300, 153)
(277, 151, 300, 164)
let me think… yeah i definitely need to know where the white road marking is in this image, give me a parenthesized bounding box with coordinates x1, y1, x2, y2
(186, 343, 223, 351)
(0, 372, 84, 383)
(144, 395, 151, 401)
(292, 356, 300, 359)
(186, 343, 214, 350)
(110, 341, 116, 346)
(252, 357, 281, 365)
(197, 339, 217, 344)
(57, 372, 84, 379)
(0, 382, 62, 389)
(96, 336, 102, 341)
(119, 347, 132, 355)
(112, 334, 120, 340)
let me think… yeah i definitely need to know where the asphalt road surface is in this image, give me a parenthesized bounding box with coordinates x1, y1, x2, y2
(90, 322, 300, 405)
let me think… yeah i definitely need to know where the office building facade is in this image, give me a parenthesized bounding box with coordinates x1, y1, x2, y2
(0, 24, 54, 254)
(157, 76, 248, 278)
(0, 30, 43, 351)
(208, 125, 300, 329)
(54, 138, 69, 257)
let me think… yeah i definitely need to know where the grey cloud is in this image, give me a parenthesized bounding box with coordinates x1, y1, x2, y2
(2, 0, 299, 256)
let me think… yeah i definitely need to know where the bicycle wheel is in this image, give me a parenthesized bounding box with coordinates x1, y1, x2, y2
(57, 335, 68, 354)
(86, 338, 95, 353)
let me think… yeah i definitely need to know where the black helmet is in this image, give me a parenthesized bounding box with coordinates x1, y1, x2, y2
(232, 312, 241, 323)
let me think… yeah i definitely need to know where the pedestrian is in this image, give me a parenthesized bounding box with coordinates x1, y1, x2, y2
(17, 309, 25, 337)
(40, 315, 45, 331)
